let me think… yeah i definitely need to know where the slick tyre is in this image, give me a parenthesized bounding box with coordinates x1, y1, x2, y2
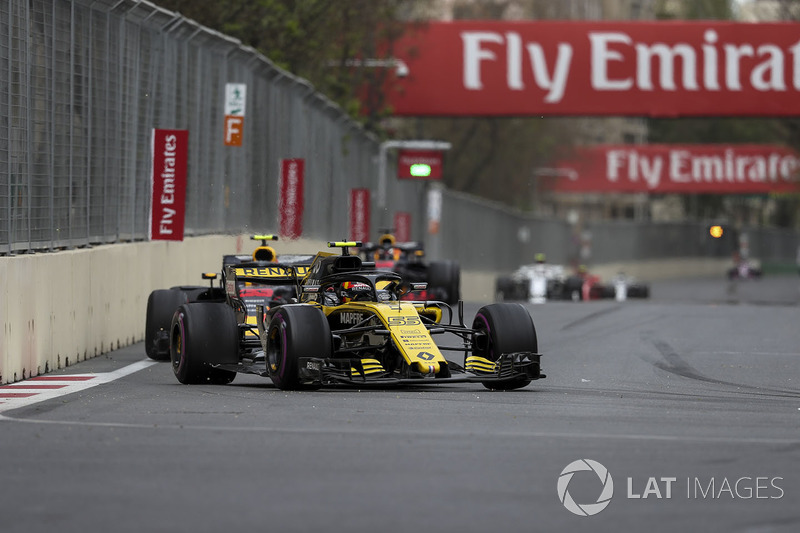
(429, 260, 461, 304)
(472, 303, 538, 391)
(629, 284, 650, 299)
(495, 276, 513, 301)
(266, 305, 332, 391)
(170, 303, 238, 385)
(564, 276, 584, 301)
(169, 285, 207, 302)
(145, 289, 189, 360)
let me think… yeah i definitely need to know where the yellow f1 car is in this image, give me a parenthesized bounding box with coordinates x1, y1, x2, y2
(170, 242, 544, 391)
(146, 235, 312, 360)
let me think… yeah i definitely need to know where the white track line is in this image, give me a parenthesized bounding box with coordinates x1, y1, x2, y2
(1, 360, 797, 446)
(0, 360, 157, 413)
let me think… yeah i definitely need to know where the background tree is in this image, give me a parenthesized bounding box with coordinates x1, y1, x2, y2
(155, 0, 421, 126)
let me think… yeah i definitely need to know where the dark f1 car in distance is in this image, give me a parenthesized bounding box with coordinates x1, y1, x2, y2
(358, 232, 461, 304)
(144, 235, 312, 360)
(726, 253, 762, 280)
(169, 241, 544, 391)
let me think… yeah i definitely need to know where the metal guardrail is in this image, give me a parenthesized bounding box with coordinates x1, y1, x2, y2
(1, 0, 428, 255)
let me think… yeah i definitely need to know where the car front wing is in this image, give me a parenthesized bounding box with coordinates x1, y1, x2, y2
(296, 351, 544, 387)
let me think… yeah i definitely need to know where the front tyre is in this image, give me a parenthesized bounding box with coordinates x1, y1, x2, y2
(472, 303, 538, 390)
(266, 305, 332, 391)
(170, 303, 238, 384)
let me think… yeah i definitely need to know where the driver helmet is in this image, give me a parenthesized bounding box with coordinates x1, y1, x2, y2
(339, 281, 371, 303)
(253, 245, 277, 262)
(379, 233, 396, 247)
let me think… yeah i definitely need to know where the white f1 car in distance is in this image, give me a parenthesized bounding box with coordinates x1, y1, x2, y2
(496, 260, 649, 303)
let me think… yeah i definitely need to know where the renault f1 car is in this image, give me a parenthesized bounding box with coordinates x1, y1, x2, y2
(169, 241, 544, 391)
(145, 235, 312, 360)
(359, 233, 461, 304)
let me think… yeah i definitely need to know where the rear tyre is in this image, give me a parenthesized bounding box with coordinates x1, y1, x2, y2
(629, 284, 650, 299)
(495, 276, 513, 301)
(472, 303, 538, 391)
(145, 289, 189, 360)
(429, 260, 461, 304)
(564, 276, 584, 301)
(169, 285, 207, 301)
(266, 305, 332, 391)
(170, 303, 238, 384)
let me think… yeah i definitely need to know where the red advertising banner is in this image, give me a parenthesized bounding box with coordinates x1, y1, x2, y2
(149, 129, 188, 241)
(349, 188, 371, 242)
(397, 150, 443, 179)
(394, 212, 411, 242)
(546, 144, 800, 194)
(389, 21, 800, 117)
(279, 159, 304, 239)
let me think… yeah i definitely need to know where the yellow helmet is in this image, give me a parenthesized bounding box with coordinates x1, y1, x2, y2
(379, 233, 396, 247)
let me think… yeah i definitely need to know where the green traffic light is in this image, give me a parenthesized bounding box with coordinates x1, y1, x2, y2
(410, 163, 432, 177)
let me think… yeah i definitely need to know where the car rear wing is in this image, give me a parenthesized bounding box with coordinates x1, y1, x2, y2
(226, 263, 311, 284)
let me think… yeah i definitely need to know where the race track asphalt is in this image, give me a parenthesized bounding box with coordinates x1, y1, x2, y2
(1, 274, 799, 533)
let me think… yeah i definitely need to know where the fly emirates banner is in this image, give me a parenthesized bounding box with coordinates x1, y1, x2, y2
(548, 144, 800, 194)
(389, 21, 800, 117)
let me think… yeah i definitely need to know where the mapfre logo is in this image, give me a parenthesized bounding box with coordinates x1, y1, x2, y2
(557, 459, 614, 517)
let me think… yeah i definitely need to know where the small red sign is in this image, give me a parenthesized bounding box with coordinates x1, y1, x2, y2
(394, 212, 411, 242)
(350, 189, 371, 242)
(149, 129, 188, 241)
(224, 116, 244, 146)
(279, 159, 304, 239)
(397, 150, 443, 179)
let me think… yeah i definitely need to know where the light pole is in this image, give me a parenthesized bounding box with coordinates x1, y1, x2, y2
(376, 140, 452, 256)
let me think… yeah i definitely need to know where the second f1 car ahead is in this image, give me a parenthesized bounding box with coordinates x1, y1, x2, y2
(169, 242, 544, 391)
(145, 235, 311, 360)
(358, 233, 461, 304)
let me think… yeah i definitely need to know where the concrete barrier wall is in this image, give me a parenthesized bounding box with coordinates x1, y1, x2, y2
(0, 236, 730, 384)
(0, 235, 328, 384)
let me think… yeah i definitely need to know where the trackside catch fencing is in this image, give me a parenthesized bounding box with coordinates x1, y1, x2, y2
(0, 0, 427, 255)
